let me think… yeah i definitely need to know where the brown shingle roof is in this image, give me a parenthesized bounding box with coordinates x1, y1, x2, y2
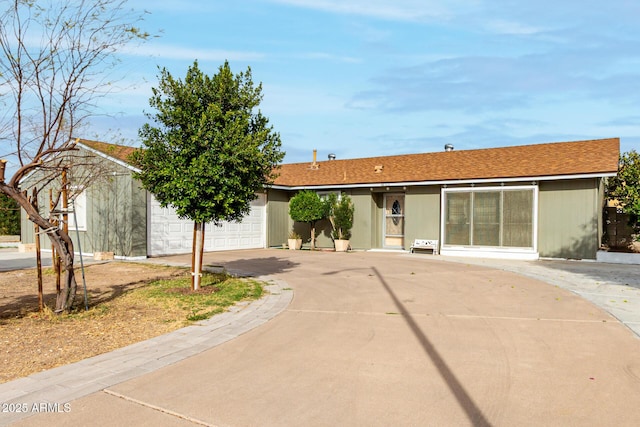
(77, 137, 620, 187)
(273, 138, 620, 187)
(78, 139, 138, 165)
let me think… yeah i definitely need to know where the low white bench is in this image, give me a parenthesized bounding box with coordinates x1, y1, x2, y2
(410, 239, 438, 255)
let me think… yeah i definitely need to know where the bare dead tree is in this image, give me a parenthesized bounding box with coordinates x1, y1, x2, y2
(0, 0, 148, 312)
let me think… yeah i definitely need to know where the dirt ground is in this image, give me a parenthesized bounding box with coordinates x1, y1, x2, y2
(0, 262, 191, 384)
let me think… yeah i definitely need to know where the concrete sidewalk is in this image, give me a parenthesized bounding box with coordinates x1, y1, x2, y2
(2, 249, 640, 426)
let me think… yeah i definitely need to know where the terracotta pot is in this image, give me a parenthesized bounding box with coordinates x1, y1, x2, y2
(334, 239, 350, 252)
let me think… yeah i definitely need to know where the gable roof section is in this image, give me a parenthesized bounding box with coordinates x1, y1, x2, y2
(273, 138, 620, 188)
(77, 139, 139, 171)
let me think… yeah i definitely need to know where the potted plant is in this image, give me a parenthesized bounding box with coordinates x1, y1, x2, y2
(289, 190, 329, 250)
(288, 230, 302, 250)
(328, 193, 354, 252)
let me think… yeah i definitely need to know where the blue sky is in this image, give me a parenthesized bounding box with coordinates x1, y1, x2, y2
(91, 0, 640, 163)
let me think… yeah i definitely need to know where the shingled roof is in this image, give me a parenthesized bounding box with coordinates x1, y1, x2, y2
(78, 139, 138, 166)
(78, 137, 620, 188)
(273, 138, 620, 188)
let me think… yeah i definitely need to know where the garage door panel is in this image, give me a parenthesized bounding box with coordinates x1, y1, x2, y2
(148, 193, 266, 256)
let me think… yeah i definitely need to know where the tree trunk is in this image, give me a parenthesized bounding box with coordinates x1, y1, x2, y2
(310, 221, 317, 250)
(192, 221, 204, 291)
(0, 184, 77, 312)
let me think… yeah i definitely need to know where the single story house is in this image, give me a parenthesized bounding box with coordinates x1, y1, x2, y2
(20, 139, 267, 259)
(21, 137, 619, 260)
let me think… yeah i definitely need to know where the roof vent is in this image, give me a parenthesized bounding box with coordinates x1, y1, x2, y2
(310, 149, 319, 170)
(374, 165, 383, 173)
(444, 143, 454, 152)
(328, 153, 336, 161)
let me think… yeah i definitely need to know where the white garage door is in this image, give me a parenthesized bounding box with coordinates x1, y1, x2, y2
(148, 193, 266, 256)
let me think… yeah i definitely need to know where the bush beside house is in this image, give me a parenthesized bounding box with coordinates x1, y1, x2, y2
(328, 193, 354, 251)
(0, 193, 20, 236)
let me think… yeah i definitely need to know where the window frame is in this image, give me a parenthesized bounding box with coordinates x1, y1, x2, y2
(68, 186, 87, 232)
(440, 185, 538, 253)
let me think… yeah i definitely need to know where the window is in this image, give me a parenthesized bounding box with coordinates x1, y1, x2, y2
(69, 188, 87, 231)
(443, 187, 535, 249)
(445, 192, 470, 245)
(317, 190, 340, 201)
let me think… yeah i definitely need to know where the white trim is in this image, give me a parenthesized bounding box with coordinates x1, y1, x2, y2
(68, 188, 87, 232)
(114, 255, 148, 261)
(39, 248, 94, 257)
(383, 193, 405, 249)
(440, 185, 539, 254)
(440, 247, 539, 260)
(269, 172, 616, 191)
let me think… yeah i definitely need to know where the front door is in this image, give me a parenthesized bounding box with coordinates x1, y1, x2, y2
(384, 194, 405, 248)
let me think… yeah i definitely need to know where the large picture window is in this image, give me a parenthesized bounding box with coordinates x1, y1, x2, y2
(443, 187, 535, 249)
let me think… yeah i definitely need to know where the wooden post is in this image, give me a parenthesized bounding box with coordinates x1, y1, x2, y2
(200, 222, 206, 278)
(0, 159, 6, 182)
(60, 170, 68, 297)
(31, 189, 43, 311)
(192, 222, 204, 291)
(191, 222, 197, 290)
(62, 169, 68, 236)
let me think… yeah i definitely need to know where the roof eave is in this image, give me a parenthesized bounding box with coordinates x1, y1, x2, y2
(270, 171, 617, 191)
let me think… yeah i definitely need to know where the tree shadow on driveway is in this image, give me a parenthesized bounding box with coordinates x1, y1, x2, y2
(206, 256, 300, 277)
(370, 266, 493, 427)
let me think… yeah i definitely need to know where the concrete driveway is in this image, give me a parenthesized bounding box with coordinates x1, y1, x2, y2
(0, 248, 53, 272)
(5, 249, 640, 426)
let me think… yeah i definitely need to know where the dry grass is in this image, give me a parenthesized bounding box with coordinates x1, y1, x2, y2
(0, 262, 262, 383)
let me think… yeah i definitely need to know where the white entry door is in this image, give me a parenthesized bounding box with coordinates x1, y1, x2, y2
(148, 193, 266, 256)
(384, 194, 405, 248)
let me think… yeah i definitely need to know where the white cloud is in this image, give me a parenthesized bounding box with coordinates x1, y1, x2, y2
(268, 0, 457, 22)
(484, 19, 547, 35)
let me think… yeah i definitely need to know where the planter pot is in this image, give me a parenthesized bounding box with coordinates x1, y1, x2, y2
(288, 238, 302, 250)
(334, 239, 350, 252)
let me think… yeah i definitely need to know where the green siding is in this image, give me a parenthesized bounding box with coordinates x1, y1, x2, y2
(405, 187, 441, 250)
(80, 164, 147, 257)
(130, 180, 147, 257)
(371, 192, 383, 249)
(314, 217, 333, 249)
(19, 147, 147, 258)
(538, 178, 599, 259)
(266, 189, 291, 247)
(350, 189, 374, 250)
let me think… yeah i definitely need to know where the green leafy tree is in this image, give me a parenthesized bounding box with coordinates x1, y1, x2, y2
(607, 150, 640, 235)
(0, 0, 148, 312)
(132, 60, 284, 289)
(289, 190, 329, 250)
(327, 193, 354, 240)
(0, 192, 20, 235)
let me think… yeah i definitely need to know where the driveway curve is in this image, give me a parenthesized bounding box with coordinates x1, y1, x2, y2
(9, 249, 640, 427)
